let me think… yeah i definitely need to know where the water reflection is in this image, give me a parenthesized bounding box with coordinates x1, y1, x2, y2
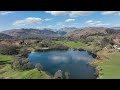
(28, 50, 96, 79)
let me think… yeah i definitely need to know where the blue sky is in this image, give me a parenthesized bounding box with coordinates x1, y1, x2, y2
(0, 11, 120, 31)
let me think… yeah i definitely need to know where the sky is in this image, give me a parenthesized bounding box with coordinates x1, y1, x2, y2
(0, 11, 120, 31)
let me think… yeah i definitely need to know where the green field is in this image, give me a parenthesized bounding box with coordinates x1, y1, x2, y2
(98, 52, 120, 79)
(0, 55, 51, 79)
(54, 40, 88, 49)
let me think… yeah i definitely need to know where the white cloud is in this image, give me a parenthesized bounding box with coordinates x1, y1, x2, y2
(46, 11, 69, 16)
(69, 11, 94, 17)
(0, 11, 14, 15)
(36, 25, 55, 29)
(57, 22, 64, 26)
(44, 18, 52, 21)
(45, 11, 94, 17)
(65, 18, 75, 22)
(101, 11, 120, 15)
(50, 55, 69, 63)
(95, 23, 110, 27)
(13, 17, 52, 26)
(113, 24, 120, 27)
(86, 20, 94, 23)
(56, 22, 65, 28)
(86, 20, 109, 27)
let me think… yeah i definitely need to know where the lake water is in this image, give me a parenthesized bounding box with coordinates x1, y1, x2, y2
(28, 50, 96, 79)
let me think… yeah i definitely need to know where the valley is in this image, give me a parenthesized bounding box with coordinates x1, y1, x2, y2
(0, 27, 120, 79)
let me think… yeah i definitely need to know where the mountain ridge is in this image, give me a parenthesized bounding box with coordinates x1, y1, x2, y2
(1, 27, 120, 39)
(68, 27, 120, 38)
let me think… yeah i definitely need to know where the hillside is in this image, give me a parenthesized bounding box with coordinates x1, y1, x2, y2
(0, 33, 13, 39)
(1, 27, 78, 39)
(1, 27, 120, 39)
(1, 28, 60, 39)
(58, 27, 78, 34)
(68, 27, 120, 39)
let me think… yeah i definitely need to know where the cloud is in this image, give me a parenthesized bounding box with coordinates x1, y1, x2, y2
(65, 19, 75, 22)
(45, 11, 94, 17)
(36, 25, 55, 29)
(86, 20, 101, 24)
(101, 11, 120, 15)
(69, 11, 94, 17)
(46, 11, 69, 16)
(113, 24, 120, 27)
(13, 17, 51, 26)
(57, 22, 65, 27)
(50, 55, 69, 63)
(44, 18, 52, 21)
(86, 20, 109, 27)
(0, 11, 14, 15)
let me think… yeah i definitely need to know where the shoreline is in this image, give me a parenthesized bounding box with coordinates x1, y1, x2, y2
(28, 47, 98, 79)
(88, 49, 117, 79)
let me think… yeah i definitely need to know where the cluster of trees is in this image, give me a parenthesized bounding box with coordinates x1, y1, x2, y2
(80, 37, 94, 44)
(35, 63, 43, 72)
(11, 56, 43, 72)
(34, 40, 69, 50)
(11, 57, 33, 70)
(0, 44, 19, 55)
(19, 47, 28, 58)
(38, 42, 49, 47)
(49, 44, 69, 50)
(100, 37, 114, 48)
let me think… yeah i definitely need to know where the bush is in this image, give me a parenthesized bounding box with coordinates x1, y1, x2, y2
(106, 44, 113, 49)
(19, 48, 28, 58)
(53, 70, 63, 79)
(35, 63, 43, 71)
(100, 37, 114, 48)
(11, 57, 33, 70)
(38, 41, 49, 47)
(80, 38, 88, 44)
(0, 44, 19, 55)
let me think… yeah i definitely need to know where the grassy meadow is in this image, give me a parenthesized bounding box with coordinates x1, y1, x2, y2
(0, 55, 51, 79)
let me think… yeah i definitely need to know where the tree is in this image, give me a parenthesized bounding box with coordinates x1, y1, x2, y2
(100, 37, 110, 48)
(11, 58, 33, 70)
(0, 44, 19, 55)
(35, 63, 43, 71)
(100, 37, 114, 48)
(65, 72, 70, 79)
(53, 70, 63, 79)
(19, 48, 28, 58)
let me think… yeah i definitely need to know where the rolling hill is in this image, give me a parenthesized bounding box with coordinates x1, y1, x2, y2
(68, 27, 120, 39)
(1, 27, 120, 39)
(0, 33, 13, 39)
(1, 28, 59, 38)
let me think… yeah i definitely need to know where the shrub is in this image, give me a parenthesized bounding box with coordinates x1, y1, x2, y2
(53, 70, 63, 79)
(35, 63, 43, 71)
(11, 57, 33, 70)
(19, 48, 28, 58)
(100, 37, 114, 48)
(0, 44, 19, 55)
(106, 44, 113, 49)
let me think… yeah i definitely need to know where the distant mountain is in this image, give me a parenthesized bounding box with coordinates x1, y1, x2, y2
(111, 27, 120, 29)
(0, 33, 13, 39)
(68, 27, 120, 39)
(2, 27, 120, 39)
(1, 28, 59, 38)
(56, 31, 67, 36)
(58, 27, 78, 34)
(1, 27, 78, 38)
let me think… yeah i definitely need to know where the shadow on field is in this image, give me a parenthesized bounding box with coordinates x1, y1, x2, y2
(0, 60, 11, 65)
